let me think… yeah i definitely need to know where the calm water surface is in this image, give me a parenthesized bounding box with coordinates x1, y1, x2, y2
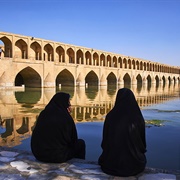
(0, 84, 179, 170)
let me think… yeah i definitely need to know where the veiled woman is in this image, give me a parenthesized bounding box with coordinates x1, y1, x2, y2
(31, 92, 85, 163)
(98, 88, 147, 177)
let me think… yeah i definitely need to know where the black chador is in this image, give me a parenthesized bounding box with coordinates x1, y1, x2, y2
(31, 92, 85, 163)
(98, 88, 147, 177)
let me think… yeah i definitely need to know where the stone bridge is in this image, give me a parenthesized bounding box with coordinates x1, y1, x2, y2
(0, 32, 179, 89)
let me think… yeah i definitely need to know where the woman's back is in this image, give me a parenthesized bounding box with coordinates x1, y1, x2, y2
(98, 88, 147, 177)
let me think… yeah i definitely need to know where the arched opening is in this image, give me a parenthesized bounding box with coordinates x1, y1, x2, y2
(56, 69, 75, 96)
(85, 51, 91, 65)
(56, 69, 74, 87)
(107, 72, 117, 94)
(107, 72, 117, 85)
(147, 75, 151, 91)
(107, 55, 111, 67)
(128, 59, 131, 69)
(136, 61, 139, 70)
(132, 60, 135, 69)
(100, 54, 105, 66)
(15, 67, 41, 88)
(67, 48, 75, 63)
(113, 56, 117, 67)
(123, 73, 131, 88)
(44, 44, 54, 61)
(123, 58, 127, 69)
(76, 49, 83, 64)
(136, 74, 142, 92)
(140, 61, 143, 70)
(56, 46, 65, 63)
(15, 39, 28, 59)
(85, 71, 99, 100)
(85, 71, 98, 86)
(93, 52, 99, 66)
(168, 76, 171, 87)
(118, 57, 123, 68)
(173, 77, 176, 86)
(0, 37, 12, 58)
(162, 76, 166, 88)
(155, 75, 159, 90)
(30, 42, 42, 60)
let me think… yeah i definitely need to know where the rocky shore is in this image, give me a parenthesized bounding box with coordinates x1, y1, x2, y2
(0, 147, 179, 180)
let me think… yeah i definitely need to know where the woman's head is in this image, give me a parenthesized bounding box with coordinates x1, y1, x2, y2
(114, 88, 136, 107)
(48, 92, 71, 109)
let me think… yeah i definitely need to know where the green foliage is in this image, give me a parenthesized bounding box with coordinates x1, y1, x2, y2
(145, 119, 167, 127)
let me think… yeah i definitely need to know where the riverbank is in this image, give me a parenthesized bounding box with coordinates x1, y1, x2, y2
(0, 147, 179, 180)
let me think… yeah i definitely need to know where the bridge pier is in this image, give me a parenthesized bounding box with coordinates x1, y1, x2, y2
(132, 75, 137, 85)
(99, 81, 107, 86)
(143, 77, 147, 85)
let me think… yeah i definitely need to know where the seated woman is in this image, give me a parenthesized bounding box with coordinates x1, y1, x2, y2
(98, 88, 147, 177)
(31, 92, 85, 163)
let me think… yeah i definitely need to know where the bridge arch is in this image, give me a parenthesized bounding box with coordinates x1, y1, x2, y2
(119, 57, 123, 68)
(85, 51, 91, 65)
(56, 46, 65, 63)
(172, 76, 176, 85)
(162, 76, 166, 87)
(107, 72, 117, 86)
(67, 48, 75, 64)
(107, 55, 111, 67)
(76, 49, 83, 64)
(136, 61, 140, 70)
(93, 52, 99, 66)
(155, 75, 160, 87)
(132, 59, 135, 69)
(15, 67, 41, 88)
(56, 69, 74, 87)
(136, 74, 143, 86)
(123, 73, 131, 87)
(123, 58, 127, 69)
(100, 53, 105, 66)
(147, 75, 152, 89)
(168, 76, 172, 86)
(128, 59, 131, 69)
(85, 70, 98, 86)
(30, 41, 42, 60)
(44, 43, 54, 61)
(0, 36, 12, 58)
(15, 39, 28, 59)
(113, 56, 118, 67)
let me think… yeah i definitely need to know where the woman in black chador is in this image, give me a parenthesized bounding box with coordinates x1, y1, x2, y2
(31, 92, 85, 163)
(98, 88, 146, 177)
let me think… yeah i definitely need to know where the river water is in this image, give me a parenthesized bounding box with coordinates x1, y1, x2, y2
(0, 83, 179, 171)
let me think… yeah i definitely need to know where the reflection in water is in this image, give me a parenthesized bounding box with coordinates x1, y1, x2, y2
(85, 85, 99, 100)
(16, 117, 29, 134)
(1, 118, 14, 138)
(107, 84, 117, 97)
(15, 88, 42, 104)
(58, 86, 75, 99)
(0, 84, 180, 136)
(0, 83, 180, 169)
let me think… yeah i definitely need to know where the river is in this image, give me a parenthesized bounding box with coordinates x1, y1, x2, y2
(0, 83, 179, 171)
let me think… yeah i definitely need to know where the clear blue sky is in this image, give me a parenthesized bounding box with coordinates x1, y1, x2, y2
(1, 0, 180, 66)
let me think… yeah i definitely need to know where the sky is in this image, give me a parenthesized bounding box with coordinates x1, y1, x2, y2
(0, 0, 180, 66)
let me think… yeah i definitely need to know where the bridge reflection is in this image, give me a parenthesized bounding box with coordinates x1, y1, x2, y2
(0, 83, 179, 147)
